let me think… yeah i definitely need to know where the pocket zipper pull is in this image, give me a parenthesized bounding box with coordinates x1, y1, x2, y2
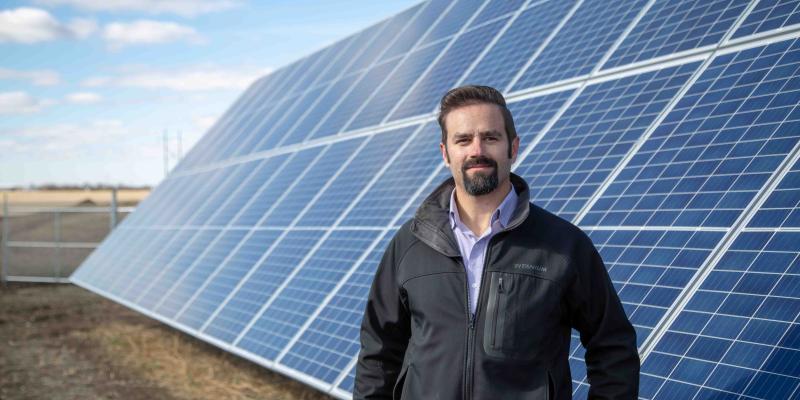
(498, 276, 504, 293)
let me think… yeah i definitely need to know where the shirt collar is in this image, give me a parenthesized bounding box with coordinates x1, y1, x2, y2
(448, 184, 518, 231)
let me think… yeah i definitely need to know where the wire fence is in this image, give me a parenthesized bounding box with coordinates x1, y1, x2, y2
(1, 190, 137, 284)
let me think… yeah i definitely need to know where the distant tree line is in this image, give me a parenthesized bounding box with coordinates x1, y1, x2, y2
(2, 183, 152, 191)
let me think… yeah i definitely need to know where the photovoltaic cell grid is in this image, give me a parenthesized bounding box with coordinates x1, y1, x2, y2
(340, 123, 442, 227)
(418, 0, 484, 46)
(603, 0, 750, 69)
(238, 229, 381, 361)
(582, 38, 800, 229)
(202, 229, 327, 344)
(642, 159, 800, 397)
(388, 16, 509, 121)
(636, 156, 800, 399)
(345, 40, 447, 131)
(571, 229, 727, 397)
(296, 126, 414, 227)
(748, 157, 800, 228)
(464, 0, 578, 92)
(469, 0, 526, 27)
(511, 0, 649, 90)
(177, 229, 283, 330)
(641, 230, 800, 400)
(516, 61, 701, 221)
(70, 0, 800, 399)
(377, 0, 451, 62)
(733, 0, 800, 39)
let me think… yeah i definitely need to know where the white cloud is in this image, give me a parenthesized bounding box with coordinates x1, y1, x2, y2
(80, 76, 111, 87)
(0, 91, 54, 114)
(193, 114, 218, 131)
(68, 17, 97, 38)
(5, 119, 128, 152)
(0, 68, 60, 85)
(83, 66, 271, 92)
(0, 7, 96, 43)
(103, 19, 201, 48)
(33, 0, 240, 17)
(65, 92, 102, 104)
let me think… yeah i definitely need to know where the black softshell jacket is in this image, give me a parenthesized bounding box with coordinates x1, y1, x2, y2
(354, 173, 639, 400)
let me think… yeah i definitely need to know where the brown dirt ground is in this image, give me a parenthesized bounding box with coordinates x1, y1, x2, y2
(0, 283, 334, 400)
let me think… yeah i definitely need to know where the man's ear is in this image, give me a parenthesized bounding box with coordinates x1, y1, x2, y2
(510, 136, 520, 163)
(440, 142, 450, 166)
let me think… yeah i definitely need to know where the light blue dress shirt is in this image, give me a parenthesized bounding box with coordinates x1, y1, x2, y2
(448, 185, 518, 315)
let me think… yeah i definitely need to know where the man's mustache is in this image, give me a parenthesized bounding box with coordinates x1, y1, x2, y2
(462, 156, 498, 170)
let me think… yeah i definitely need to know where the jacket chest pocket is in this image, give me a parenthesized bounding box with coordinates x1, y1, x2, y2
(483, 271, 561, 360)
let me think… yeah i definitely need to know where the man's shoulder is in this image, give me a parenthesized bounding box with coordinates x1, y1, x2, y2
(385, 218, 423, 256)
(523, 202, 596, 249)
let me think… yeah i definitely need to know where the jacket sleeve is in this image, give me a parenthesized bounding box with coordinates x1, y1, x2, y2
(353, 235, 411, 399)
(566, 235, 640, 399)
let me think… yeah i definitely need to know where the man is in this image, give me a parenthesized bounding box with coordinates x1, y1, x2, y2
(354, 85, 639, 399)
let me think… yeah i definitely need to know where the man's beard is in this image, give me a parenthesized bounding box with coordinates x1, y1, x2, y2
(461, 156, 499, 196)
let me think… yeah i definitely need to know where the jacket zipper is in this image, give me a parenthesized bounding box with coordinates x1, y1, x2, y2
(461, 256, 471, 400)
(460, 203, 526, 400)
(492, 276, 504, 348)
(464, 236, 497, 400)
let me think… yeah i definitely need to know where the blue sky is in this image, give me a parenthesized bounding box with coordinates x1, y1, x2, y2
(1, 0, 415, 188)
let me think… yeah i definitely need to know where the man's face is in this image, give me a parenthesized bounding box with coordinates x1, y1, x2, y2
(440, 103, 519, 196)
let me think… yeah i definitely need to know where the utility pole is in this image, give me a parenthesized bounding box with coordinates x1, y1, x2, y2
(177, 130, 183, 161)
(163, 129, 169, 177)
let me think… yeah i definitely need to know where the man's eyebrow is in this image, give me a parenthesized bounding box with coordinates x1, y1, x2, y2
(452, 130, 502, 139)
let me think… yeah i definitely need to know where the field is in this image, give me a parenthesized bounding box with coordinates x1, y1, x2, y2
(0, 283, 332, 399)
(0, 189, 150, 209)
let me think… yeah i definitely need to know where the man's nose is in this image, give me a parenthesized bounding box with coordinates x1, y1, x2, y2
(467, 137, 485, 157)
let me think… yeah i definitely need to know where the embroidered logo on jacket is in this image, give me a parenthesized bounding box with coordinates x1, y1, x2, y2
(513, 263, 547, 273)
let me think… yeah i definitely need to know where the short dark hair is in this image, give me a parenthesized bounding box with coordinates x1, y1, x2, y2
(437, 85, 517, 157)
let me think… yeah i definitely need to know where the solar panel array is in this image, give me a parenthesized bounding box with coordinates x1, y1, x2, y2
(71, 0, 800, 398)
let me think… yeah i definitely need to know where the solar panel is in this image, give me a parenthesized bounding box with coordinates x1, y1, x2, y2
(309, 61, 397, 139)
(339, 123, 441, 227)
(511, 0, 649, 90)
(635, 152, 800, 399)
(517, 61, 701, 221)
(378, 0, 452, 62)
(345, 40, 448, 130)
(203, 229, 327, 343)
(280, 229, 397, 384)
(603, 0, 750, 69)
(177, 229, 284, 329)
(733, 0, 800, 39)
(464, 0, 578, 92)
(295, 126, 414, 227)
(418, 0, 484, 45)
(237, 229, 381, 360)
(71, 1, 800, 398)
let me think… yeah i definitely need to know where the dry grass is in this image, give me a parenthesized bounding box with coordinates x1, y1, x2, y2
(1, 189, 150, 210)
(0, 283, 334, 400)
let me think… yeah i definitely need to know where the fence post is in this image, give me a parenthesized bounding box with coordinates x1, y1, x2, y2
(54, 210, 62, 282)
(2, 192, 8, 286)
(110, 187, 118, 230)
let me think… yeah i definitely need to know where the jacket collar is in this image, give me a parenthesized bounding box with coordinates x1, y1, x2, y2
(410, 172, 531, 257)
